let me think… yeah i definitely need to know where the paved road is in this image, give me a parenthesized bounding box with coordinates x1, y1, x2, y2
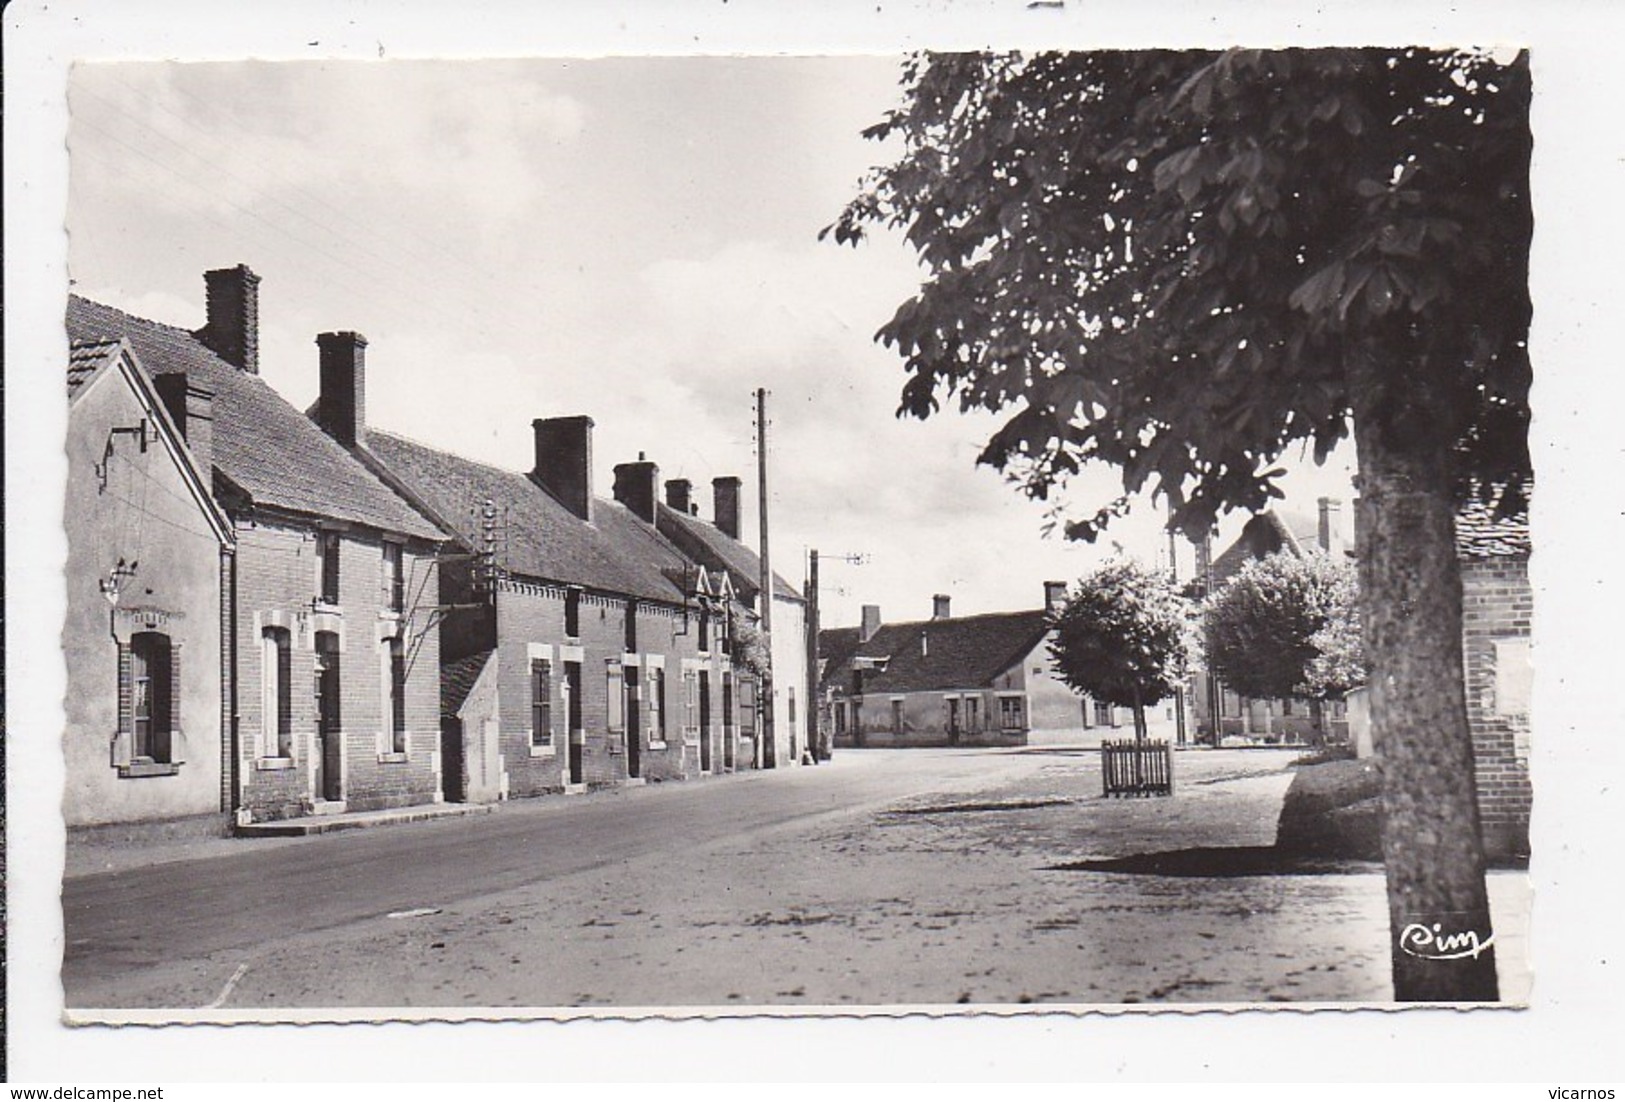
(63, 748, 1041, 1005)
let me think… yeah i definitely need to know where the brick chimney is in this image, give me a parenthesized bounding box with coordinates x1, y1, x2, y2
(154, 373, 215, 483)
(532, 415, 594, 522)
(613, 453, 660, 524)
(665, 478, 692, 515)
(1318, 497, 1345, 557)
(1044, 580, 1068, 613)
(932, 594, 952, 620)
(197, 265, 260, 374)
(713, 476, 742, 540)
(314, 331, 367, 448)
(860, 604, 882, 643)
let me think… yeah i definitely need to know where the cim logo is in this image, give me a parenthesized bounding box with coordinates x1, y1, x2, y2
(1398, 921, 1496, 961)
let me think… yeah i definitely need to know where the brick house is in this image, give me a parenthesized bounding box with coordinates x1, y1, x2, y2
(820, 587, 1175, 748)
(361, 408, 788, 800)
(1190, 498, 1354, 744)
(63, 337, 235, 828)
(1455, 503, 1533, 860)
(68, 268, 451, 825)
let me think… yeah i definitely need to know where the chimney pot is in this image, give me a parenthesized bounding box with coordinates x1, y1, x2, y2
(860, 604, 882, 643)
(665, 478, 693, 515)
(197, 265, 261, 374)
(1318, 497, 1345, 557)
(1044, 580, 1068, 612)
(932, 594, 951, 620)
(613, 457, 660, 524)
(713, 476, 742, 540)
(314, 331, 367, 448)
(532, 415, 595, 522)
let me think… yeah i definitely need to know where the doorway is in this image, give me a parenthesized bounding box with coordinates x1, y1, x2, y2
(566, 660, 584, 785)
(314, 632, 342, 802)
(698, 670, 712, 773)
(625, 665, 642, 779)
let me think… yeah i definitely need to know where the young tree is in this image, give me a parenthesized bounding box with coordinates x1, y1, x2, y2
(828, 49, 1529, 1001)
(1048, 560, 1189, 741)
(1204, 551, 1365, 736)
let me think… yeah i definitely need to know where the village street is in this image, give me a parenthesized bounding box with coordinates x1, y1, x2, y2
(63, 747, 1531, 1012)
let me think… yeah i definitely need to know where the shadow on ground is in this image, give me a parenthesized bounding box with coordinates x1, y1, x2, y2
(1049, 845, 1382, 877)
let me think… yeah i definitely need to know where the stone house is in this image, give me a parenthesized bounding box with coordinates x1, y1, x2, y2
(654, 477, 809, 769)
(820, 587, 1176, 748)
(63, 337, 235, 828)
(68, 268, 451, 826)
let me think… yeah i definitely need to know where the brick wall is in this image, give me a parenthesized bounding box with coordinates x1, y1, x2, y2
(491, 583, 709, 798)
(1461, 554, 1533, 860)
(235, 520, 441, 821)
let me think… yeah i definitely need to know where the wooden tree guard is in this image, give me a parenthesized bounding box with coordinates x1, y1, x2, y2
(1101, 739, 1174, 797)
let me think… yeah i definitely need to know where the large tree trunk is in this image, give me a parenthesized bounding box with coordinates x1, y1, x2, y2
(1354, 414, 1498, 1002)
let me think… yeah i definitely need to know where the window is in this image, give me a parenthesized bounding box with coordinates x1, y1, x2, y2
(564, 588, 582, 639)
(1282, 698, 1294, 717)
(382, 542, 405, 613)
(834, 700, 847, 735)
(698, 609, 711, 652)
(1093, 699, 1113, 728)
(722, 671, 734, 729)
(788, 687, 797, 742)
(650, 667, 667, 744)
(606, 660, 625, 734)
(965, 697, 979, 732)
(530, 659, 553, 747)
(740, 677, 757, 735)
(263, 627, 293, 757)
(999, 695, 1025, 730)
(389, 637, 407, 754)
(891, 698, 904, 733)
(318, 531, 341, 605)
(130, 631, 174, 763)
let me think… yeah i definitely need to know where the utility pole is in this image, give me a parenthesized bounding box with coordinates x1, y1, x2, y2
(756, 387, 775, 769)
(806, 548, 822, 762)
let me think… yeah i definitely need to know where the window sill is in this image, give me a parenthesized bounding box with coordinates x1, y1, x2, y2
(312, 600, 343, 615)
(255, 756, 296, 772)
(648, 740, 668, 751)
(376, 751, 410, 765)
(529, 743, 556, 758)
(118, 760, 182, 778)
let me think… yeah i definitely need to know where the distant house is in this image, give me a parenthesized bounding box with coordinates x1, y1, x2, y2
(68, 269, 452, 825)
(1190, 497, 1353, 744)
(63, 338, 235, 828)
(819, 586, 1175, 748)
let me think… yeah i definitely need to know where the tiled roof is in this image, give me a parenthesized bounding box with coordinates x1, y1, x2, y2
(1209, 510, 1320, 586)
(442, 649, 495, 721)
(819, 609, 1050, 695)
(363, 430, 690, 605)
(66, 296, 444, 541)
(818, 625, 863, 677)
(656, 503, 802, 604)
(67, 337, 123, 397)
(1456, 500, 1531, 558)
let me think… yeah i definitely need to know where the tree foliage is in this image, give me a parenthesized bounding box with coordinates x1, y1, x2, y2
(1204, 550, 1365, 702)
(825, 49, 1530, 540)
(832, 47, 1529, 1002)
(1047, 560, 1189, 739)
(729, 608, 772, 678)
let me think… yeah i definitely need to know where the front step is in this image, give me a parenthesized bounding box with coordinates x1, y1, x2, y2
(235, 802, 493, 837)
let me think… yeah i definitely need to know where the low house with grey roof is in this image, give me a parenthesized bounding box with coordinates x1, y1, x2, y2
(819, 586, 1174, 748)
(63, 337, 235, 828)
(68, 268, 452, 825)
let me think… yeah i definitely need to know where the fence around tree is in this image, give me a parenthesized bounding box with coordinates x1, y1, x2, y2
(1101, 739, 1174, 797)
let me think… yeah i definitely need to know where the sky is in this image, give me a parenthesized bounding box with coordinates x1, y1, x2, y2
(65, 55, 1359, 630)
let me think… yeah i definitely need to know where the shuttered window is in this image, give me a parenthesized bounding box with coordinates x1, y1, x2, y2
(531, 659, 553, 747)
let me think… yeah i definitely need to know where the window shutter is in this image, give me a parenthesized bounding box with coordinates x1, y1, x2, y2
(112, 641, 134, 768)
(606, 661, 624, 734)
